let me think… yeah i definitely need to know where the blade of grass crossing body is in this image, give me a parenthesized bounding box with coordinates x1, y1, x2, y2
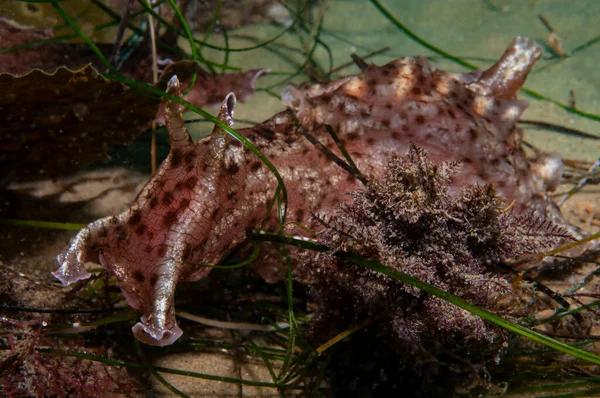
(325, 124, 362, 177)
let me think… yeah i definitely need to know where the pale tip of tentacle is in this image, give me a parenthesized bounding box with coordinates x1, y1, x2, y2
(219, 92, 237, 128)
(166, 75, 182, 97)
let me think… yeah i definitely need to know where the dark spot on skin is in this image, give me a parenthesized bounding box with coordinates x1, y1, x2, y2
(227, 163, 239, 175)
(171, 149, 183, 167)
(184, 151, 195, 164)
(246, 218, 259, 233)
(227, 191, 237, 200)
(411, 87, 422, 96)
(115, 225, 127, 241)
(128, 211, 142, 226)
(347, 132, 359, 141)
(468, 128, 478, 141)
(157, 244, 168, 257)
(367, 78, 377, 86)
(162, 192, 173, 205)
(147, 231, 154, 240)
(174, 182, 183, 191)
(145, 244, 153, 253)
(338, 103, 345, 111)
(158, 180, 165, 188)
(415, 115, 425, 125)
(391, 132, 400, 140)
(185, 176, 198, 190)
(179, 198, 190, 210)
(132, 270, 144, 282)
(360, 110, 369, 118)
(385, 103, 393, 110)
(250, 161, 262, 172)
(163, 210, 178, 228)
(402, 125, 409, 132)
(135, 224, 147, 235)
(99, 228, 108, 238)
(491, 158, 500, 166)
(381, 69, 390, 77)
(366, 137, 376, 145)
(255, 128, 276, 140)
(149, 198, 158, 209)
(284, 135, 296, 144)
(347, 174, 357, 183)
(381, 119, 390, 128)
(296, 209, 305, 222)
(149, 274, 158, 287)
(301, 147, 310, 155)
(182, 245, 191, 261)
(447, 109, 456, 119)
(211, 208, 219, 220)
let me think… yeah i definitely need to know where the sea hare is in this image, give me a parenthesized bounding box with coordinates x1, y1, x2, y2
(53, 37, 564, 346)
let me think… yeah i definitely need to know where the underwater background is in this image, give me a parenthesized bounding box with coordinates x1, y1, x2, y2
(1, 0, 600, 396)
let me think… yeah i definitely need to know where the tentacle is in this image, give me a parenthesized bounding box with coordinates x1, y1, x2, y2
(468, 36, 541, 99)
(164, 75, 192, 148)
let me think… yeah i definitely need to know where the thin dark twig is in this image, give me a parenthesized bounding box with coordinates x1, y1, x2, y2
(538, 15, 555, 33)
(350, 53, 369, 71)
(332, 47, 390, 74)
(108, 0, 136, 67)
(288, 111, 368, 185)
(519, 120, 600, 140)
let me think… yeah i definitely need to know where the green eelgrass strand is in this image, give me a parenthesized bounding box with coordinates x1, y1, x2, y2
(182, 241, 261, 270)
(51, 2, 117, 73)
(35, 347, 300, 389)
(248, 232, 600, 366)
(0, 218, 87, 231)
(135, 338, 190, 398)
(165, 0, 204, 88)
(136, 0, 306, 53)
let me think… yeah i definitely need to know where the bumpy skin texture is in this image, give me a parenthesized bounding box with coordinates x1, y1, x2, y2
(53, 37, 562, 346)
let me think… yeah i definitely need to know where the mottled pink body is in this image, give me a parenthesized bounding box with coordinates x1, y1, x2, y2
(53, 37, 562, 346)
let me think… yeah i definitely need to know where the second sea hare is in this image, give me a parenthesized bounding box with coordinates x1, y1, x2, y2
(53, 37, 567, 346)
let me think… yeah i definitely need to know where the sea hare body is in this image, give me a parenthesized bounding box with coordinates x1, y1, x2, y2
(53, 37, 562, 346)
